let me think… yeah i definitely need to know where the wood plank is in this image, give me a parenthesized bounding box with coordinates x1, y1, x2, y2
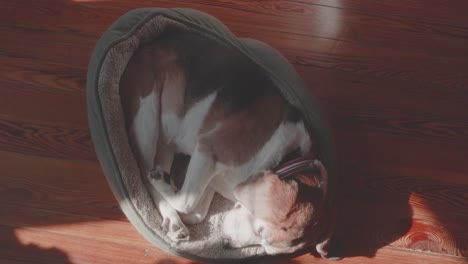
(2, 1, 468, 89)
(0, 151, 118, 219)
(306, 0, 468, 26)
(0, 83, 88, 129)
(5, 0, 468, 55)
(0, 56, 86, 92)
(334, 129, 468, 186)
(296, 65, 468, 122)
(0, 119, 95, 161)
(329, 108, 468, 149)
(161, 0, 468, 59)
(0, 25, 95, 69)
(232, 27, 468, 90)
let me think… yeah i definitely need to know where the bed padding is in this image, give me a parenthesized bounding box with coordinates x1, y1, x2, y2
(86, 8, 336, 262)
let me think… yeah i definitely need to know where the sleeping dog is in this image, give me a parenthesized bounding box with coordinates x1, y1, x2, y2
(120, 32, 335, 257)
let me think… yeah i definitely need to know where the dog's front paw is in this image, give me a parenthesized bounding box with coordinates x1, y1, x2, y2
(161, 215, 190, 244)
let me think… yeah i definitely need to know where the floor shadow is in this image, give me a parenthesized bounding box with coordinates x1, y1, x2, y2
(0, 227, 72, 264)
(332, 164, 413, 258)
(147, 145, 413, 259)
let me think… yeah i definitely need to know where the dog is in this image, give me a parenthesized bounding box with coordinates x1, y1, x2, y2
(120, 31, 335, 257)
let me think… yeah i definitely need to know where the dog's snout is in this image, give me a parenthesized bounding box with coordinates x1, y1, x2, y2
(222, 237, 231, 249)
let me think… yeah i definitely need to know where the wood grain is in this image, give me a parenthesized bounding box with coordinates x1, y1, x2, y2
(1, 0, 467, 263)
(0, 83, 88, 129)
(0, 119, 95, 161)
(2, 224, 466, 264)
(0, 151, 119, 220)
(296, 66, 468, 122)
(0, 55, 86, 92)
(0, 24, 96, 69)
(335, 130, 468, 186)
(305, 0, 468, 26)
(2, 0, 468, 89)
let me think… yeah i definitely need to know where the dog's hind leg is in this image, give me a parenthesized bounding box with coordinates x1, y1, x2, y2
(132, 91, 189, 243)
(145, 178, 189, 242)
(180, 187, 215, 225)
(148, 144, 215, 214)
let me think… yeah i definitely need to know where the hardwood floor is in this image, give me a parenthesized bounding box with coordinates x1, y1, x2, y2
(1, 0, 467, 263)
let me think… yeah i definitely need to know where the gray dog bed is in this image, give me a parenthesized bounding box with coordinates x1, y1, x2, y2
(86, 8, 336, 262)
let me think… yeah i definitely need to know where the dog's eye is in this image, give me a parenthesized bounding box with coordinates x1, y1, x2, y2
(234, 203, 242, 209)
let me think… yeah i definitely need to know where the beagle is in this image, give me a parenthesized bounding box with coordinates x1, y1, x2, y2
(120, 32, 335, 257)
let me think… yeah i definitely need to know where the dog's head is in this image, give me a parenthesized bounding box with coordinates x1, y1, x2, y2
(221, 160, 335, 257)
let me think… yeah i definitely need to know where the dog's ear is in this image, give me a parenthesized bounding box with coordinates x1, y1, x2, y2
(315, 207, 340, 260)
(305, 160, 338, 259)
(315, 160, 329, 201)
(234, 171, 299, 223)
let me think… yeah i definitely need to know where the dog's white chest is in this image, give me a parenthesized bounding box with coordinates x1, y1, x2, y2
(210, 121, 311, 200)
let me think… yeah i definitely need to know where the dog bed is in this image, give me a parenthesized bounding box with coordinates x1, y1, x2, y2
(86, 8, 336, 262)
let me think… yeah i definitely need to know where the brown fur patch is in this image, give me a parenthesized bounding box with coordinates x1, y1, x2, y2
(199, 94, 288, 165)
(119, 44, 158, 130)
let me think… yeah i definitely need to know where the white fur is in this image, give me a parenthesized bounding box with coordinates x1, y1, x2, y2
(151, 144, 216, 214)
(151, 113, 312, 206)
(210, 121, 311, 198)
(145, 90, 313, 254)
(221, 204, 259, 247)
(161, 92, 218, 154)
(134, 90, 189, 242)
(133, 90, 158, 170)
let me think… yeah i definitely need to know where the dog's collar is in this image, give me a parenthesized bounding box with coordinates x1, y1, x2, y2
(274, 148, 316, 179)
(274, 157, 316, 179)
